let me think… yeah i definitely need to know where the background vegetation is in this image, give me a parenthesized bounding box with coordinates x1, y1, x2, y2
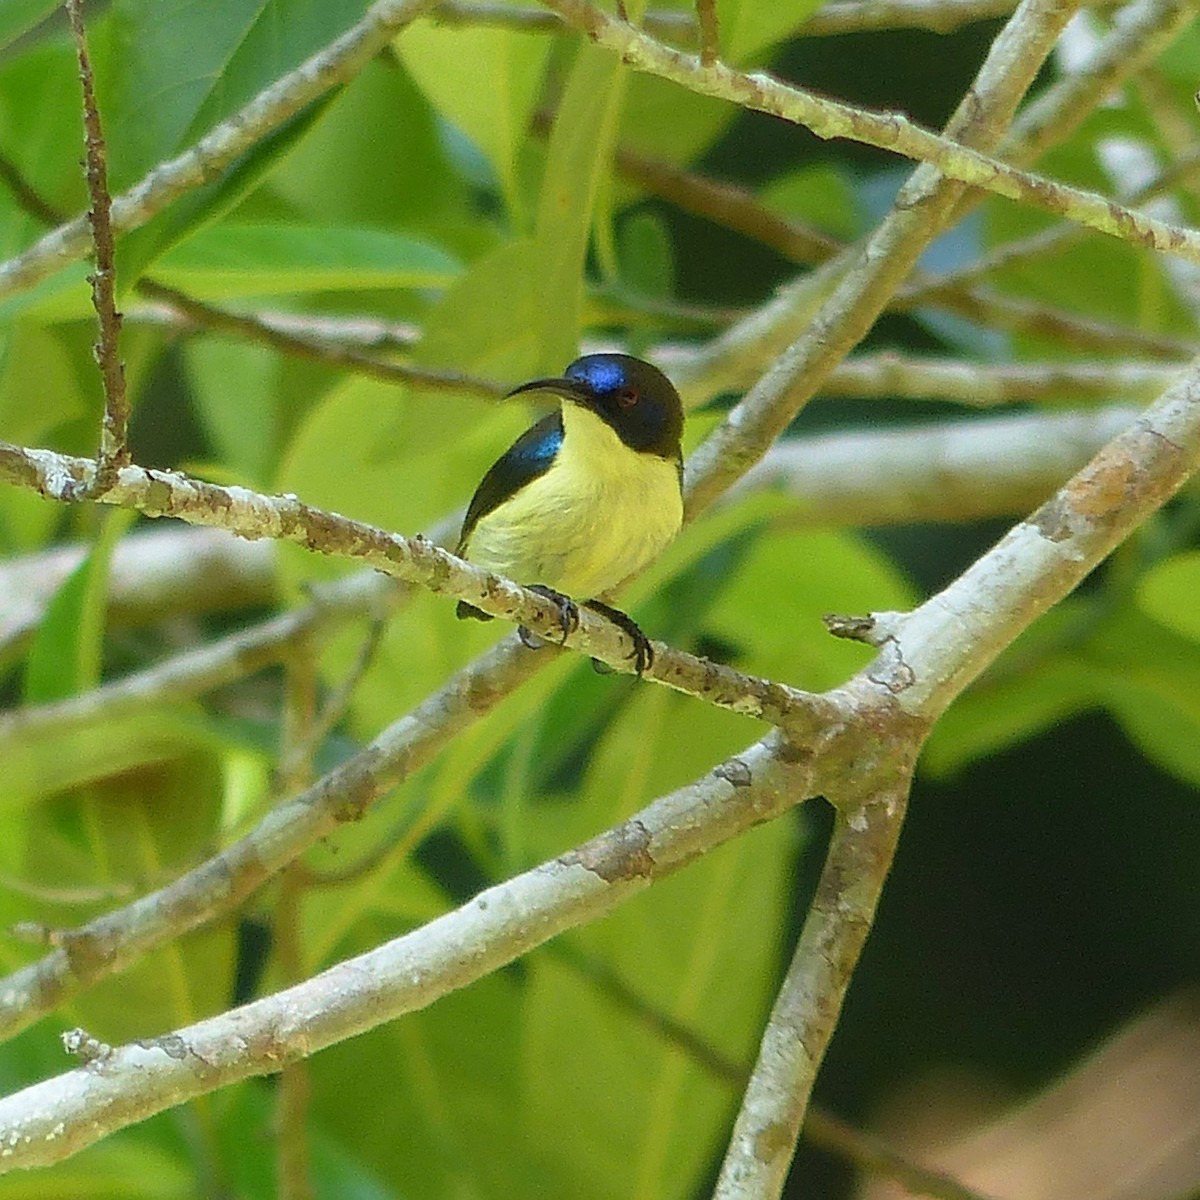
(0, 0, 1197, 1196)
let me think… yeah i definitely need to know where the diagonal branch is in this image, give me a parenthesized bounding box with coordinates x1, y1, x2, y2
(540, 0, 1200, 264)
(0, 725, 847, 1170)
(0, 441, 826, 726)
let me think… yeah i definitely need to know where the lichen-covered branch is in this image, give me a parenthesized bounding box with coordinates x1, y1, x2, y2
(540, 0, 1200, 264)
(0, 441, 826, 725)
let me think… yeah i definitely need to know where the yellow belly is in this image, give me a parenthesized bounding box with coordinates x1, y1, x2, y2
(462, 406, 683, 598)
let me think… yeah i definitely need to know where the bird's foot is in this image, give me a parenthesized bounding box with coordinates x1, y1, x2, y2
(584, 600, 654, 676)
(518, 585, 579, 650)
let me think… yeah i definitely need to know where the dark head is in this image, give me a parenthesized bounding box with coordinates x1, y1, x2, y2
(508, 353, 683, 460)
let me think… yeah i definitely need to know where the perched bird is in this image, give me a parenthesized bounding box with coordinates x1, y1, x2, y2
(455, 352, 685, 673)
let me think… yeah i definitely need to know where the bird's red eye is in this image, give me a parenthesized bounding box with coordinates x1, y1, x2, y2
(617, 386, 639, 408)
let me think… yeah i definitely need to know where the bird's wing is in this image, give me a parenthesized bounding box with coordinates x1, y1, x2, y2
(457, 411, 564, 553)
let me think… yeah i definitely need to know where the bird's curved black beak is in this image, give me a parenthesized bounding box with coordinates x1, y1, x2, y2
(506, 376, 592, 403)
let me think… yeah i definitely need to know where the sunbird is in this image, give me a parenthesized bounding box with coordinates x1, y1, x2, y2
(456, 353, 685, 673)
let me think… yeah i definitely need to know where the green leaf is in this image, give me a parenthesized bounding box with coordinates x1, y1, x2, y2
(922, 658, 1102, 777)
(532, 41, 632, 368)
(1102, 674, 1200, 787)
(0, 705, 228, 807)
(23, 511, 135, 704)
(760, 163, 862, 241)
(184, 337, 280, 485)
(98, 0, 371, 278)
(524, 701, 795, 1195)
(415, 237, 542, 377)
(1086, 607, 1200, 787)
(617, 72, 735, 175)
(703, 526, 917, 692)
(0, 38, 87, 259)
(153, 222, 460, 298)
(0, 323, 88, 444)
(396, 17, 552, 226)
(0, 0, 59, 55)
(0, 1135, 192, 1198)
(101, 0, 371, 191)
(1136, 550, 1200, 645)
(270, 56, 471, 230)
(618, 210, 675, 299)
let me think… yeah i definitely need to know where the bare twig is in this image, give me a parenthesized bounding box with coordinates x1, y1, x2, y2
(276, 614, 389, 786)
(135, 280, 504, 398)
(908, 140, 1200, 301)
(696, 0, 719, 64)
(275, 664, 317, 1200)
(66, 0, 129, 493)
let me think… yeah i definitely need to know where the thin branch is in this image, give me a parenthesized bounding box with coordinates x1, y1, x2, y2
(909, 140, 1200, 301)
(276, 612, 388, 786)
(714, 787, 913, 1197)
(695, 0, 719, 64)
(275, 674, 317, 1200)
(432, 1, 699, 41)
(541, 0, 1200, 263)
(0, 441, 828, 729)
(0, 0, 441, 303)
(0, 527, 276, 662)
(741, 403, 1143, 526)
(135, 280, 504, 398)
(66, 0, 129, 491)
(801, 0, 1120, 35)
(819, 354, 1180, 405)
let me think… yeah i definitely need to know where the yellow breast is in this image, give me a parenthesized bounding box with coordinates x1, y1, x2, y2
(462, 404, 683, 599)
